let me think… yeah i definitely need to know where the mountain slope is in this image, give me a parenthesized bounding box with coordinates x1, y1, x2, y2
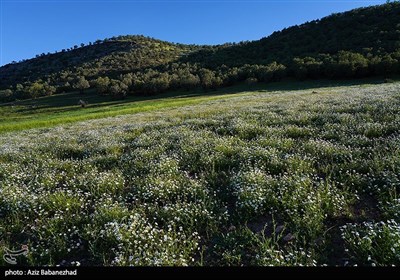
(184, 2, 400, 67)
(1, 2, 399, 101)
(0, 35, 200, 88)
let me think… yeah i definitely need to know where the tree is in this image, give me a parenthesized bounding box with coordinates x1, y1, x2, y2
(43, 83, 56, 96)
(95, 77, 110, 95)
(121, 74, 133, 88)
(15, 84, 24, 94)
(143, 76, 170, 95)
(109, 80, 129, 99)
(292, 58, 309, 80)
(4, 89, 13, 96)
(74, 76, 90, 94)
(197, 68, 224, 90)
(335, 51, 369, 78)
(377, 55, 398, 75)
(27, 82, 45, 99)
(211, 76, 223, 89)
(0, 89, 13, 99)
(265, 62, 286, 81)
(199, 69, 215, 90)
(173, 72, 199, 90)
(245, 77, 258, 86)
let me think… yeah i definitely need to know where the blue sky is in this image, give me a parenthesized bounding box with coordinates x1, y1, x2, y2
(0, 0, 387, 66)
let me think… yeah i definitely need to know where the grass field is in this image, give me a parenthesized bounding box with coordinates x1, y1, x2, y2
(0, 78, 385, 134)
(1, 81, 400, 266)
(0, 89, 233, 134)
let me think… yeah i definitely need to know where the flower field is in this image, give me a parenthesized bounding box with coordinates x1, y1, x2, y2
(1, 82, 400, 266)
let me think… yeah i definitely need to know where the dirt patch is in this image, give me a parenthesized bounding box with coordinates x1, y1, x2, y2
(325, 193, 382, 265)
(351, 193, 382, 222)
(247, 215, 274, 235)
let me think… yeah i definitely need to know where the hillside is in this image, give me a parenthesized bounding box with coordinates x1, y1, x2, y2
(0, 36, 199, 86)
(1, 2, 399, 101)
(184, 3, 400, 67)
(0, 35, 201, 99)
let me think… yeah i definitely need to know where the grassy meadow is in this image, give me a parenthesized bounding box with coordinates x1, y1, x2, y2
(1, 81, 400, 266)
(0, 79, 383, 134)
(0, 88, 242, 134)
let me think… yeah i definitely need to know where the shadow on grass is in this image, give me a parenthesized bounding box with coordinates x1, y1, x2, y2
(1, 77, 396, 114)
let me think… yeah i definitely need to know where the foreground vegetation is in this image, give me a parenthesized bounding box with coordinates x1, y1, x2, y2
(1, 82, 400, 266)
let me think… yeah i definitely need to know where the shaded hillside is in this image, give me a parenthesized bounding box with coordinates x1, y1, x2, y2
(1, 3, 400, 102)
(183, 3, 400, 67)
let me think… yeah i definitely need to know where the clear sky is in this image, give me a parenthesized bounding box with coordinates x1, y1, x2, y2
(0, 0, 388, 66)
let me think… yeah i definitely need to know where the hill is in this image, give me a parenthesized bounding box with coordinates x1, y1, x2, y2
(185, 3, 400, 67)
(0, 35, 202, 100)
(0, 36, 199, 86)
(1, 2, 399, 101)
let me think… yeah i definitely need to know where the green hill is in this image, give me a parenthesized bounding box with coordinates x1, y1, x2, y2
(185, 3, 400, 67)
(0, 36, 199, 84)
(0, 35, 201, 99)
(1, 2, 399, 102)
